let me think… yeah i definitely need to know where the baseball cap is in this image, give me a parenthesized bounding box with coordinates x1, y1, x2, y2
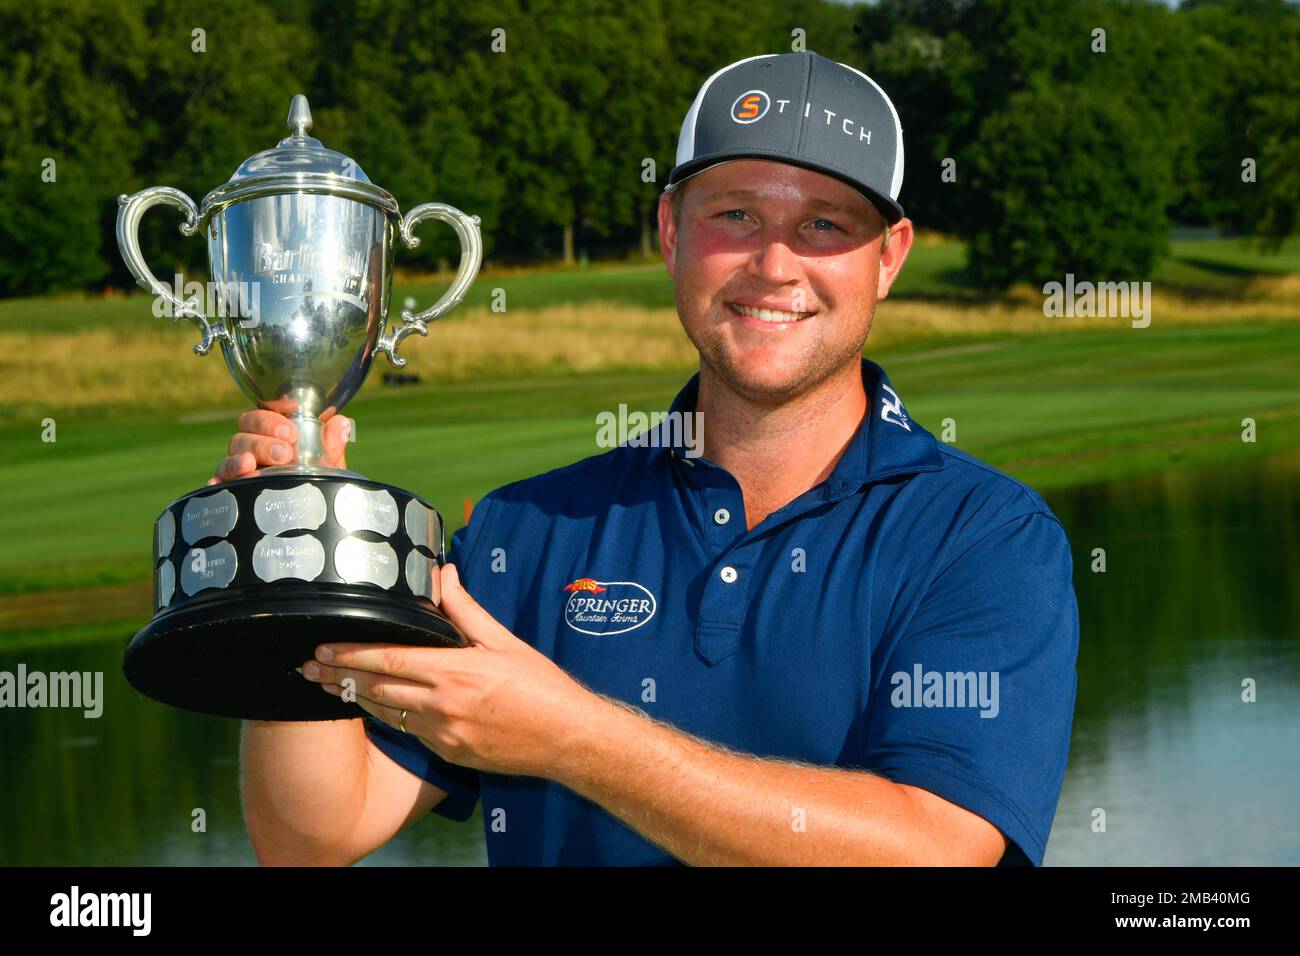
(666, 51, 905, 225)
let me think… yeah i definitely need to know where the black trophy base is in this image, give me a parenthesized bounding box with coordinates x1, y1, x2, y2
(134, 472, 461, 720)
(124, 584, 466, 720)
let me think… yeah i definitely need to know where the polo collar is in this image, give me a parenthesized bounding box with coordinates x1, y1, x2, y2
(655, 358, 944, 491)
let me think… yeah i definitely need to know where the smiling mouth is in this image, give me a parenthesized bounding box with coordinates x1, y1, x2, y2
(727, 302, 814, 323)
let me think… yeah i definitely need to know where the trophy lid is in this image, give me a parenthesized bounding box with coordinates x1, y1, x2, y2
(197, 94, 399, 224)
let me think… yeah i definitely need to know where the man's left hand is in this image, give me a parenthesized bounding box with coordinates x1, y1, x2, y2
(300, 563, 601, 777)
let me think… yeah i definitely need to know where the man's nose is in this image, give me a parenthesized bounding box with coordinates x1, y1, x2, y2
(746, 233, 801, 285)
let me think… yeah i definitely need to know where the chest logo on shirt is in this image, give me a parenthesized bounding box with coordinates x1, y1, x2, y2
(563, 578, 657, 635)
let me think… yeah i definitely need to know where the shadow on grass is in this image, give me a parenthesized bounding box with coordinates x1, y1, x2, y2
(1155, 255, 1271, 300)
(892, 264, 1007, 304)
(1173, 256, 1261, 279)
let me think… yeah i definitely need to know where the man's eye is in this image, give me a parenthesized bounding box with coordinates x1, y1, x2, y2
(811, 218, 842, 232)
(718, 209, 749, 222)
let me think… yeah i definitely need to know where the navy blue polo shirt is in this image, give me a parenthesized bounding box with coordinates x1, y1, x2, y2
(364, 358, 1079, 866)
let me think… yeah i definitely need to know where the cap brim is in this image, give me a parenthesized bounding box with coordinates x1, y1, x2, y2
(666, 153, 904, 225)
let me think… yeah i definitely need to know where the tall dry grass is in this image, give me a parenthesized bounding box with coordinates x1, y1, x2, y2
(2, 273, 1297, 421)
(868, 272, 1300, 346)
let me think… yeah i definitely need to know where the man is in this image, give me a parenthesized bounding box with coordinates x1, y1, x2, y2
(231, 51, 1078, 866)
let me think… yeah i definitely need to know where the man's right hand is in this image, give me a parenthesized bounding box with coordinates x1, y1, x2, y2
(208, 410, 351, 485)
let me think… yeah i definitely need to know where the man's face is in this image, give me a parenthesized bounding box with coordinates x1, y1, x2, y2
(659, 159, 911, 404)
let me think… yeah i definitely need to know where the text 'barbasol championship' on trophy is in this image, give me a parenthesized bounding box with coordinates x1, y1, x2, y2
(115, 95, 482, 720)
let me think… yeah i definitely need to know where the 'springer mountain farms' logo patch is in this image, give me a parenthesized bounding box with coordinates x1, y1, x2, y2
(563, 577, 657, 635)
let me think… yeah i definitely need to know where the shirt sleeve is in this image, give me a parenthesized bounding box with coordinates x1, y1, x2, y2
(361, 496, 496, 822)
(861, 510, 1079, 866)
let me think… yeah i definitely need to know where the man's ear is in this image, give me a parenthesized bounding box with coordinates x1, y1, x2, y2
(876, 217, 913, 302)
(658, 192, 678, 278)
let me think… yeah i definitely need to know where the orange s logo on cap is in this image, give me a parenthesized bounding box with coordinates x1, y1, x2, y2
(731, 90, 770, 124)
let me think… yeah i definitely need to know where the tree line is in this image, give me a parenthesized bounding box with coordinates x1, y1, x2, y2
(0, 0, 1295, 297)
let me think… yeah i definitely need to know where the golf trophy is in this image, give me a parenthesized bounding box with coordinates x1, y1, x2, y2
(116, 95, 482, 720)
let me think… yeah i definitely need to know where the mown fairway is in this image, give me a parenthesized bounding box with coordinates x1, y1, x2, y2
(1, 237, 1297, 642)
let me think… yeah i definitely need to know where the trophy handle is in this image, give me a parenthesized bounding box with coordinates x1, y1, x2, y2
(378, 203, 483, 369)
(116, 187, 232, 357)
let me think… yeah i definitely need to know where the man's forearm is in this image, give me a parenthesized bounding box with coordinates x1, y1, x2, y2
(551, 694, 953, 866)
(239, 718, 369, 864)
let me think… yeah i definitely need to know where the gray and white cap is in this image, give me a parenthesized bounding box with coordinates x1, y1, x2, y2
(667, 51, 905, 224)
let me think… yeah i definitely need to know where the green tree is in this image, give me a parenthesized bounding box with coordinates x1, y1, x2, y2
(119, 0, 314, 283)
(1241, 21, 1300, 246)
(0, 0, 148, 294)
(298, 0, 507, 264)
(1181, 0, 1300, 246)
(0, 146, 112, 295)
(965, 84, 1170, 290)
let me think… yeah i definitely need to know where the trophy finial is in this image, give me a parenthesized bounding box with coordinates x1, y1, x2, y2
(287, 95, 312, 137)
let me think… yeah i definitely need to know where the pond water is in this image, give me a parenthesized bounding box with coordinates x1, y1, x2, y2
(2, 454, 1297, 866)
(1043, 452, 1300, 865)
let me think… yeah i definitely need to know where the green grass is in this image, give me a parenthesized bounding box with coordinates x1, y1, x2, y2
(1164, 235, 1300, 277)
(837, 234, 1300, 299)
(2, 234, 1298, 640)
(3, 262, 678, 338)
(0, 618, 141, 653)
(887, 325, 1300, 483)
(2, 323, 1297, 602)
(0, 370, 687, 594)
(5, 234, 1298, 336)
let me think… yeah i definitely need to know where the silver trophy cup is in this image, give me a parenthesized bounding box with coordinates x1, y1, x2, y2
(116, 95, 483, 720)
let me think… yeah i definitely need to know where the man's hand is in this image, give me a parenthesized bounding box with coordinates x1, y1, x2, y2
(299, 563, 602, 778)
(207, 409, 351, 485)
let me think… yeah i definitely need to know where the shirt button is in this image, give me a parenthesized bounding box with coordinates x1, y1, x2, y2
(720, 566, 738, 584)
(713, 508, 730, 525)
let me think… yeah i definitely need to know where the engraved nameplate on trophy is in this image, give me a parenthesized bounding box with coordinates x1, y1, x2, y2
(335, 536, 400, 589)
(254, 484, 328, 535)
(334, 485, 400, 536)
(181, 490, 239, 544)
(252, 534, 326, 583)
(180, 540, 239, 595)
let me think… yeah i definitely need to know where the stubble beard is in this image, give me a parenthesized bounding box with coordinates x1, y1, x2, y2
(682, 293, 876, 409)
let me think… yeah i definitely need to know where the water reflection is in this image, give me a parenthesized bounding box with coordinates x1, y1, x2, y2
(1044, 452, 1300, 865)
(0, 637, 485, 866)
(1, 454, 1296, 865)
